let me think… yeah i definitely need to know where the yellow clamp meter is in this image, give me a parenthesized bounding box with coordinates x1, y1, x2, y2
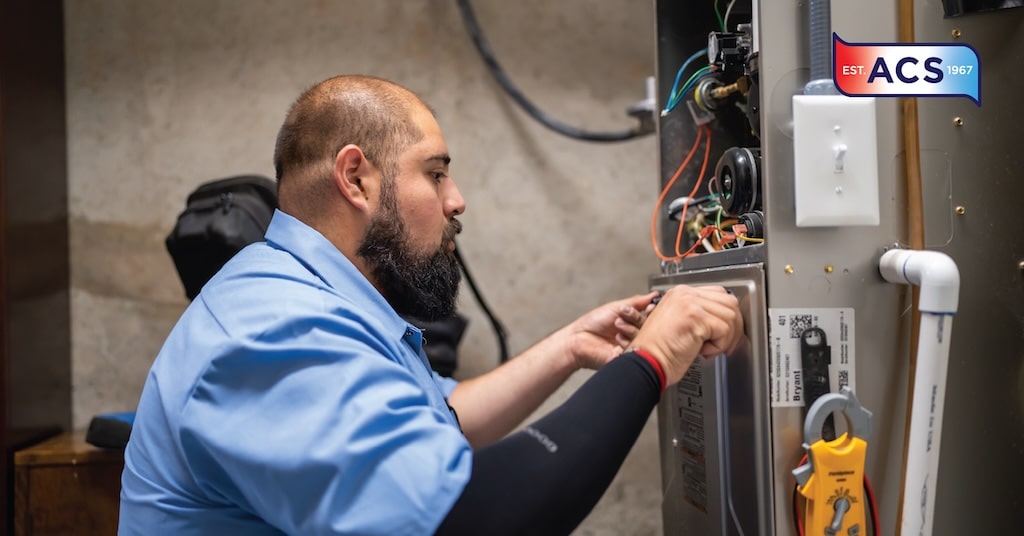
(793, 387, 873, 536)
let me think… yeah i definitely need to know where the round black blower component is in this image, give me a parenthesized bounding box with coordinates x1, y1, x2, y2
(737, 210, 765, 240)
(715, 147, 762, 217)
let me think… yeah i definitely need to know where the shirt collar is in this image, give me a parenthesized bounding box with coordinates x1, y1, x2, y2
(263, 209, 421, 345)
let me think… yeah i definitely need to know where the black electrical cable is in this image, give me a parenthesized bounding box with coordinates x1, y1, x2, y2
(865, 476, 879, 536)
(454, 0, 644, 143)
(792, 482, 802, 535)
(454, 243, 510, 363)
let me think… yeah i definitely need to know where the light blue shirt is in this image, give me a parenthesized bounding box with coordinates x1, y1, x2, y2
(119, 210, 472, 535)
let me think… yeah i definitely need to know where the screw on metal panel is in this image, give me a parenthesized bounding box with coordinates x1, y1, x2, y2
(835, 186, 843, 194)
(785, 265, 795, 274)
(672, 438, 679, 448)
(953, 117, 964, 127)
(952, 28, 962, 39)
(1018, 260, 1024, 272)
(825, 265, 834, 274)
(955, 206, 966, 215)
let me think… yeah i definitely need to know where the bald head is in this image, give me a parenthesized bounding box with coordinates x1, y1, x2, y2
(273, 75, 428, 218)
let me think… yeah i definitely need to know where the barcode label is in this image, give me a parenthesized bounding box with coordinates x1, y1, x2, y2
(789, 314, 814, 338)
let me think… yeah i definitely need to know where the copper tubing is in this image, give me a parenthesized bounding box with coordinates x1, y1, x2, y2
(896, 0, 926, 533)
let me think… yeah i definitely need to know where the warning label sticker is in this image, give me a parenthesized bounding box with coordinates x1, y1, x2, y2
(767, 307, 855, 408)
(674, 364, 708, 513)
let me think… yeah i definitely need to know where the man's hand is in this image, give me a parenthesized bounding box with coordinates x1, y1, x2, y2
(628, 285, 743, 385)
(448, 291, 665, 446)
(563, 291, 660, 370)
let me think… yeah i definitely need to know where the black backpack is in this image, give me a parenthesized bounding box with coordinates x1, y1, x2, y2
(89, 176, 277, 450)
(165, 174, 278, 300)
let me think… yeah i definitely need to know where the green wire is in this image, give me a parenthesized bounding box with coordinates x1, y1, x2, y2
(663, 48, 709, 113)
(668, 66, 714, 111)
(716, 205, 727, 248)
(714, 0, 725, 32)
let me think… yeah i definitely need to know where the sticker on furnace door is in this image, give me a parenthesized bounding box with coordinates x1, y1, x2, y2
(767, 308, 855, 408)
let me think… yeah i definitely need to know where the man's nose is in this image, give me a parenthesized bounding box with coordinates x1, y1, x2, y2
(443, 180, 466, 217)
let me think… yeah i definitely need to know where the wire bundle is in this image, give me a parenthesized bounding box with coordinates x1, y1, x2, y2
(650, 125, 712, 262)
(650, 124, 764, 262)
(662, 50, 715, 116)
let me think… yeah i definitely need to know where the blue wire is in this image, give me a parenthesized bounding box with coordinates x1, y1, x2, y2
(664, 48, 709, 112)
(676, 67, 714, 100)
(666, 66, 714, 113)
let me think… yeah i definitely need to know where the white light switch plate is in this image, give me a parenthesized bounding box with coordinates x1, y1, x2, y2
(793, 95, 880, 227)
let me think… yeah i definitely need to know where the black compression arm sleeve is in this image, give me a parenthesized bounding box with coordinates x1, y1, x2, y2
(435, 352, 662, 536)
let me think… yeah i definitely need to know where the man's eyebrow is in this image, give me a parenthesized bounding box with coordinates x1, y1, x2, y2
(425, 153, 451, 166)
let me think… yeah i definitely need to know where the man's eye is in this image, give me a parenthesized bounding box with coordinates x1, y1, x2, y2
(430, 172, 446, 182)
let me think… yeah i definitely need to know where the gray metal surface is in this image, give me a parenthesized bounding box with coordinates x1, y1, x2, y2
(655, 0, 1023, 534)
(912, 2, 1024, 533)
(757, 2, 908, 533)
(661, 245, 766, 274)
(652, 264, 771, 536)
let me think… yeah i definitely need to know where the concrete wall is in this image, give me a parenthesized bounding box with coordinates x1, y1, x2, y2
(65, 0, 662, 533)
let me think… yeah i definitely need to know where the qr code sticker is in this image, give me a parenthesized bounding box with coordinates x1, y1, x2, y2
(838, 370, 849, 388)
(789, 314, 814, 338)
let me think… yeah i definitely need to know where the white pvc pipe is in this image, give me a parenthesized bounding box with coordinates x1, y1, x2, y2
(902, 312, 953, 536)
(878, 249, 960, 536)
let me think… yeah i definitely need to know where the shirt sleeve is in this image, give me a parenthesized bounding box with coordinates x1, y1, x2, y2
(432, 371, 460, 398)
(178, 312, 472, 536)
(437, 352, 661, 535)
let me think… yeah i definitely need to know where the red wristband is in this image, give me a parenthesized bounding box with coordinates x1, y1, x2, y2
(629, 348, 666, 393)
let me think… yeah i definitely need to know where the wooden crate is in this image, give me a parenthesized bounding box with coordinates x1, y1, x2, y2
(14, 432, 123, 535)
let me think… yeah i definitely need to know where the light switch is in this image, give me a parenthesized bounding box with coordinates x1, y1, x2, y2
(792, 95, 880, 227)
(833, 143, 848, 173)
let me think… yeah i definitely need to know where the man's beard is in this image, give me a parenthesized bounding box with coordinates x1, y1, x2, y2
(357, 193, 462, 322)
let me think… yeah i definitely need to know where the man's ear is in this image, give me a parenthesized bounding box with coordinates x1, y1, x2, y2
(333, 144, 378, 212)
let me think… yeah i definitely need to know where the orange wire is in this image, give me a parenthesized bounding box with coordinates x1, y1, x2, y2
(678, 225, 715, 258)
(714, 218, 740, 248)
(674, 125, 714, 257)
(650, 126, 704, 261)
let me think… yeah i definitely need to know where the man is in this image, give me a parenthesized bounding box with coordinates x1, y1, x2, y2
(119, 75, 743, 535)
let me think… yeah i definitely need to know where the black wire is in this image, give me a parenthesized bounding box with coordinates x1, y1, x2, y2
(792, 483, 802, 536)
(865, 476, 878, 536)
(454, 0, 643, 143)
(454, 243, 510, 363)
